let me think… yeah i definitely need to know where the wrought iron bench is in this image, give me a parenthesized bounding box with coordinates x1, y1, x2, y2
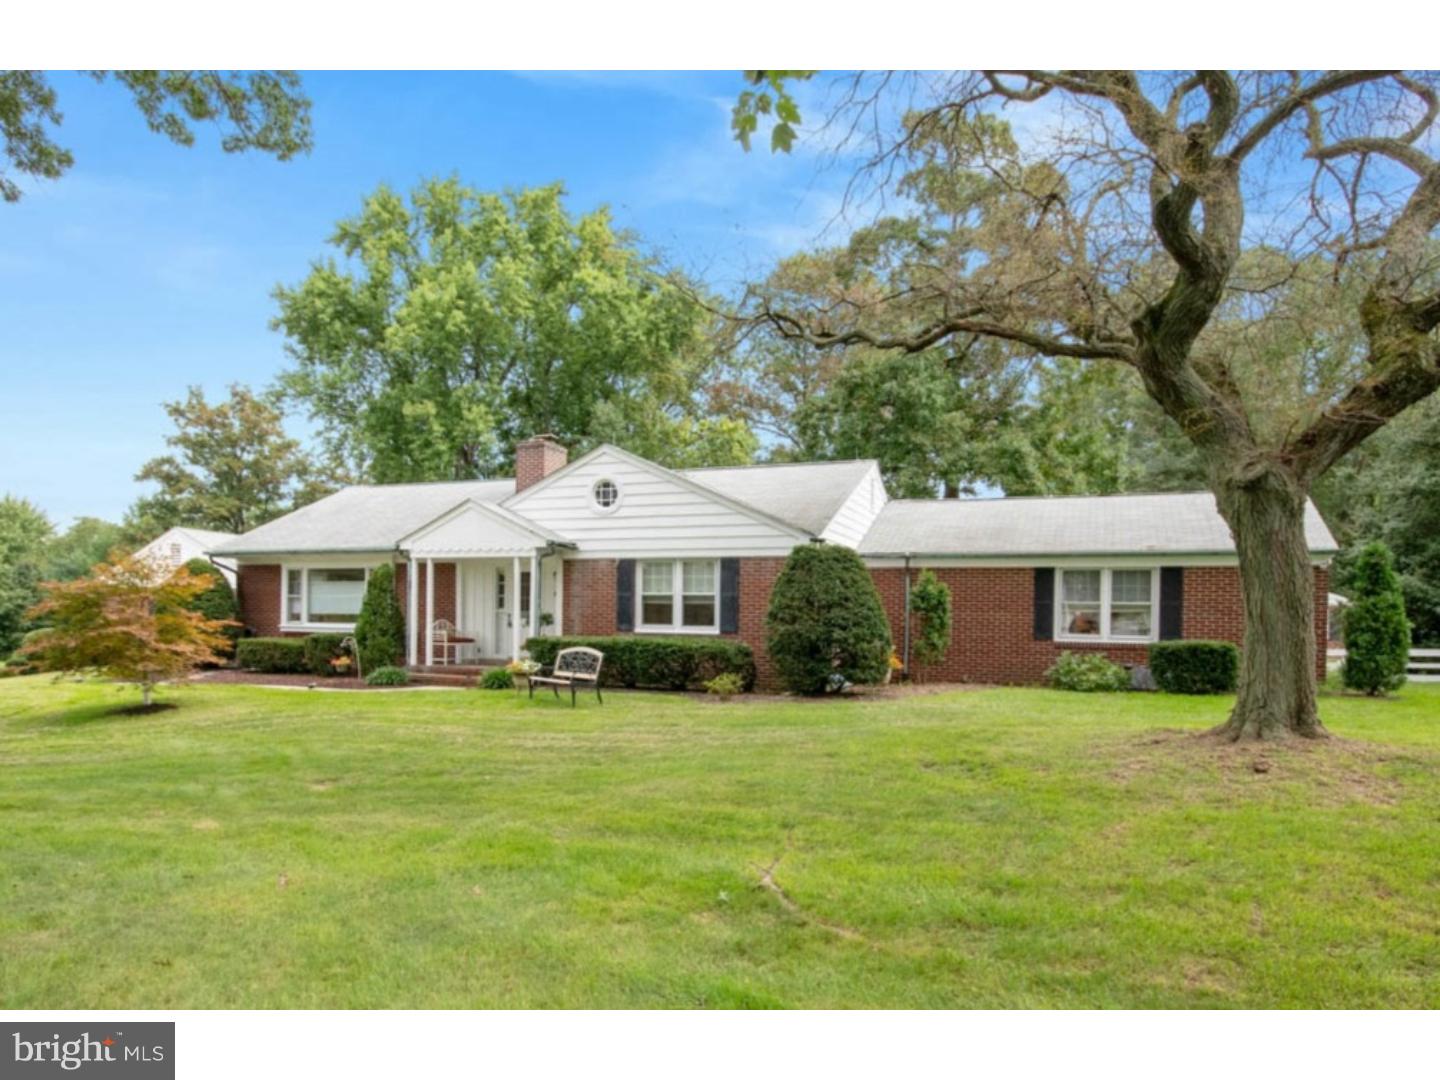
(527, 646, 604, 706)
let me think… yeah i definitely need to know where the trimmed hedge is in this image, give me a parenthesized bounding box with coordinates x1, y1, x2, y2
(302, 632, 351, 676)
(236, 636, 309, 674)
(524, 635, 755, 692)
(1148, 640, 1239, 694)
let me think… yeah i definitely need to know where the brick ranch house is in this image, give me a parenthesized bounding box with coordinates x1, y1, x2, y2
(208, 435, 1338, 688)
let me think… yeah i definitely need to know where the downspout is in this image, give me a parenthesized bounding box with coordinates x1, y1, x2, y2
(902, 553, 913, 678)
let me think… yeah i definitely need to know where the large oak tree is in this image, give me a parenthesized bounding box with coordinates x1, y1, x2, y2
(735, 71, 1440, 740)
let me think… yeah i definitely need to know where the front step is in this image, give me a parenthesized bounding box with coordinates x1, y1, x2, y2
(407, 663, 503, 688)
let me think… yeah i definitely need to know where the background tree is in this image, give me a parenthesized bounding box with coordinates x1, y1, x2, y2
(0, 70, 310, 203)
(354, 564, 406, 676)
(274, 179, 731, 481)
(22, 555, 233, 709)
(908, 569, 952, 677)
(736, 70, 1440, 740)
(765, 543, 892, 694)
(45, 517, 126, 582)
(179, 558, 241, 656)
(125, 384, 325, 542)
(1341, 542, 1411, 695)
(1325, 395, 1440, 645)
(0, 496, 54, 657)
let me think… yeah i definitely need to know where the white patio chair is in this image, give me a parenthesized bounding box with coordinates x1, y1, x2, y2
(430, 619, 460, 666)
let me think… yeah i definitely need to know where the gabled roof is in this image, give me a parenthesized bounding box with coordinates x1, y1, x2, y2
(677, 459, 877, 537)
(398, 497, 571, 553)
(210, 479, 515, 556)
(857, 491, 1339, 558)
(503, 443, 818, 540)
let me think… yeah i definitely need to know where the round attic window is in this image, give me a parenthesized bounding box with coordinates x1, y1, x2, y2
(592, 478, 621, 513)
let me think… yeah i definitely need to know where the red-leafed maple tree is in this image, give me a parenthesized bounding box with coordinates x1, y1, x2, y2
(22, 555, 235, 709)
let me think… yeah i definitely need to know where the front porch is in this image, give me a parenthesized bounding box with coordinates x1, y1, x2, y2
(398, 497, 573, 668)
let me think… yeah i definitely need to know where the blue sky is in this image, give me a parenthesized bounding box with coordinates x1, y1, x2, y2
(0, 71, 852, 527)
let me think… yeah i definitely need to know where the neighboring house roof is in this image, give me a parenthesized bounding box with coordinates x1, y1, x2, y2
(210, 479, 515, 555)
(174, 527, 240, 550)
(677, 459, 878, 537)
(857, 491, 1340, 557)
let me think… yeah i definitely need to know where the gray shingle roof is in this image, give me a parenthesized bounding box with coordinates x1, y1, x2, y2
(210, 479, 515, 555)
(678, 459, 874, 536)
(858, 491, 1338, 557)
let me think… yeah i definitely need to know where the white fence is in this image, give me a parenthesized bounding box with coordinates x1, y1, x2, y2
(1327, 647, 1440, 683)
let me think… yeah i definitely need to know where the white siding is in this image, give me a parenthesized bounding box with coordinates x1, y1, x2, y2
(508, 448, 804, 557)
(820, 463, 888, 549)
(134, 528, 237, 587)
(403, 502, 549, 557)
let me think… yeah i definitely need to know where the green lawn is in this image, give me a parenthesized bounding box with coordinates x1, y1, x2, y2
(2, 675, 1438, 1009)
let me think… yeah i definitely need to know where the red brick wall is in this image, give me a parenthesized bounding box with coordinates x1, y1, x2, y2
(394, 561, 457, 641)
(238, 561, 457, 650)
(869, 564, 1331, 685)
(237, 564, 283, 636)
(1312, 565, 1330, 681)
(562, 556, 788, 688)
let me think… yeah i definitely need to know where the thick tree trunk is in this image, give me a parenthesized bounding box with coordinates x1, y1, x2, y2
(1212, 466, 1324, 740)
(141, 680, 153, 708)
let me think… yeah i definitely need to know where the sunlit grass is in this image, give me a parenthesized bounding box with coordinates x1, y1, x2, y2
(1, 675, 1437, 1008)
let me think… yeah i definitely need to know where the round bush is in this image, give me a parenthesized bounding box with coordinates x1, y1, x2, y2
(1046, 650, 1130, 692)
(365, 665, 410, 687)
(765, 543, 893, 695)
(479, 667, 515, 690)
(1147, 640, 1239, 694)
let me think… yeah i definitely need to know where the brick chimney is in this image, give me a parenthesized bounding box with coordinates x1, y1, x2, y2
(515, 434, 568, 492)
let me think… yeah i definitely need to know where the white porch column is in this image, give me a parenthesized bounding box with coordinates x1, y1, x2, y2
(510, 554, 522, 661)
(424, 557, 435, 667)
(406, 556, 418, 666)
(553, 556, 564, 638)
(530, 551, 540, 644)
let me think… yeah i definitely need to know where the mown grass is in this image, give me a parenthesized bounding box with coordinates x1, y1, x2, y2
(1, 675, 1438, 1008)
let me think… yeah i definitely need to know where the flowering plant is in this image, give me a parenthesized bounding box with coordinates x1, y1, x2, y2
(506, 658, 542, 676)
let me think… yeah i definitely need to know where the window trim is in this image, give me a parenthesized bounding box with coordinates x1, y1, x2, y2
(635, 557, 721, 635)
(279, 564, 373, 632)
(590, 477, 623, 515)
(1054, 566, 1159, 644)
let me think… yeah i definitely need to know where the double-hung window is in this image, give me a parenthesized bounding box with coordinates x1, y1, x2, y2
(1056, 568, 1156, 642)
(637, 558, 720, 633)
(282, 566, 371, 629)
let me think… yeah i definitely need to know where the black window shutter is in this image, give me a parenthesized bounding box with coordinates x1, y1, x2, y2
(616, 559, 635, 632)
(720, 558, 740, 633)
(1159, 566, 1184, 640)
(1033, 568, 1054, 641)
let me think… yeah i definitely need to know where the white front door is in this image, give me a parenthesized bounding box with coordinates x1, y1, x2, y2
(493, 567, 533, 654)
